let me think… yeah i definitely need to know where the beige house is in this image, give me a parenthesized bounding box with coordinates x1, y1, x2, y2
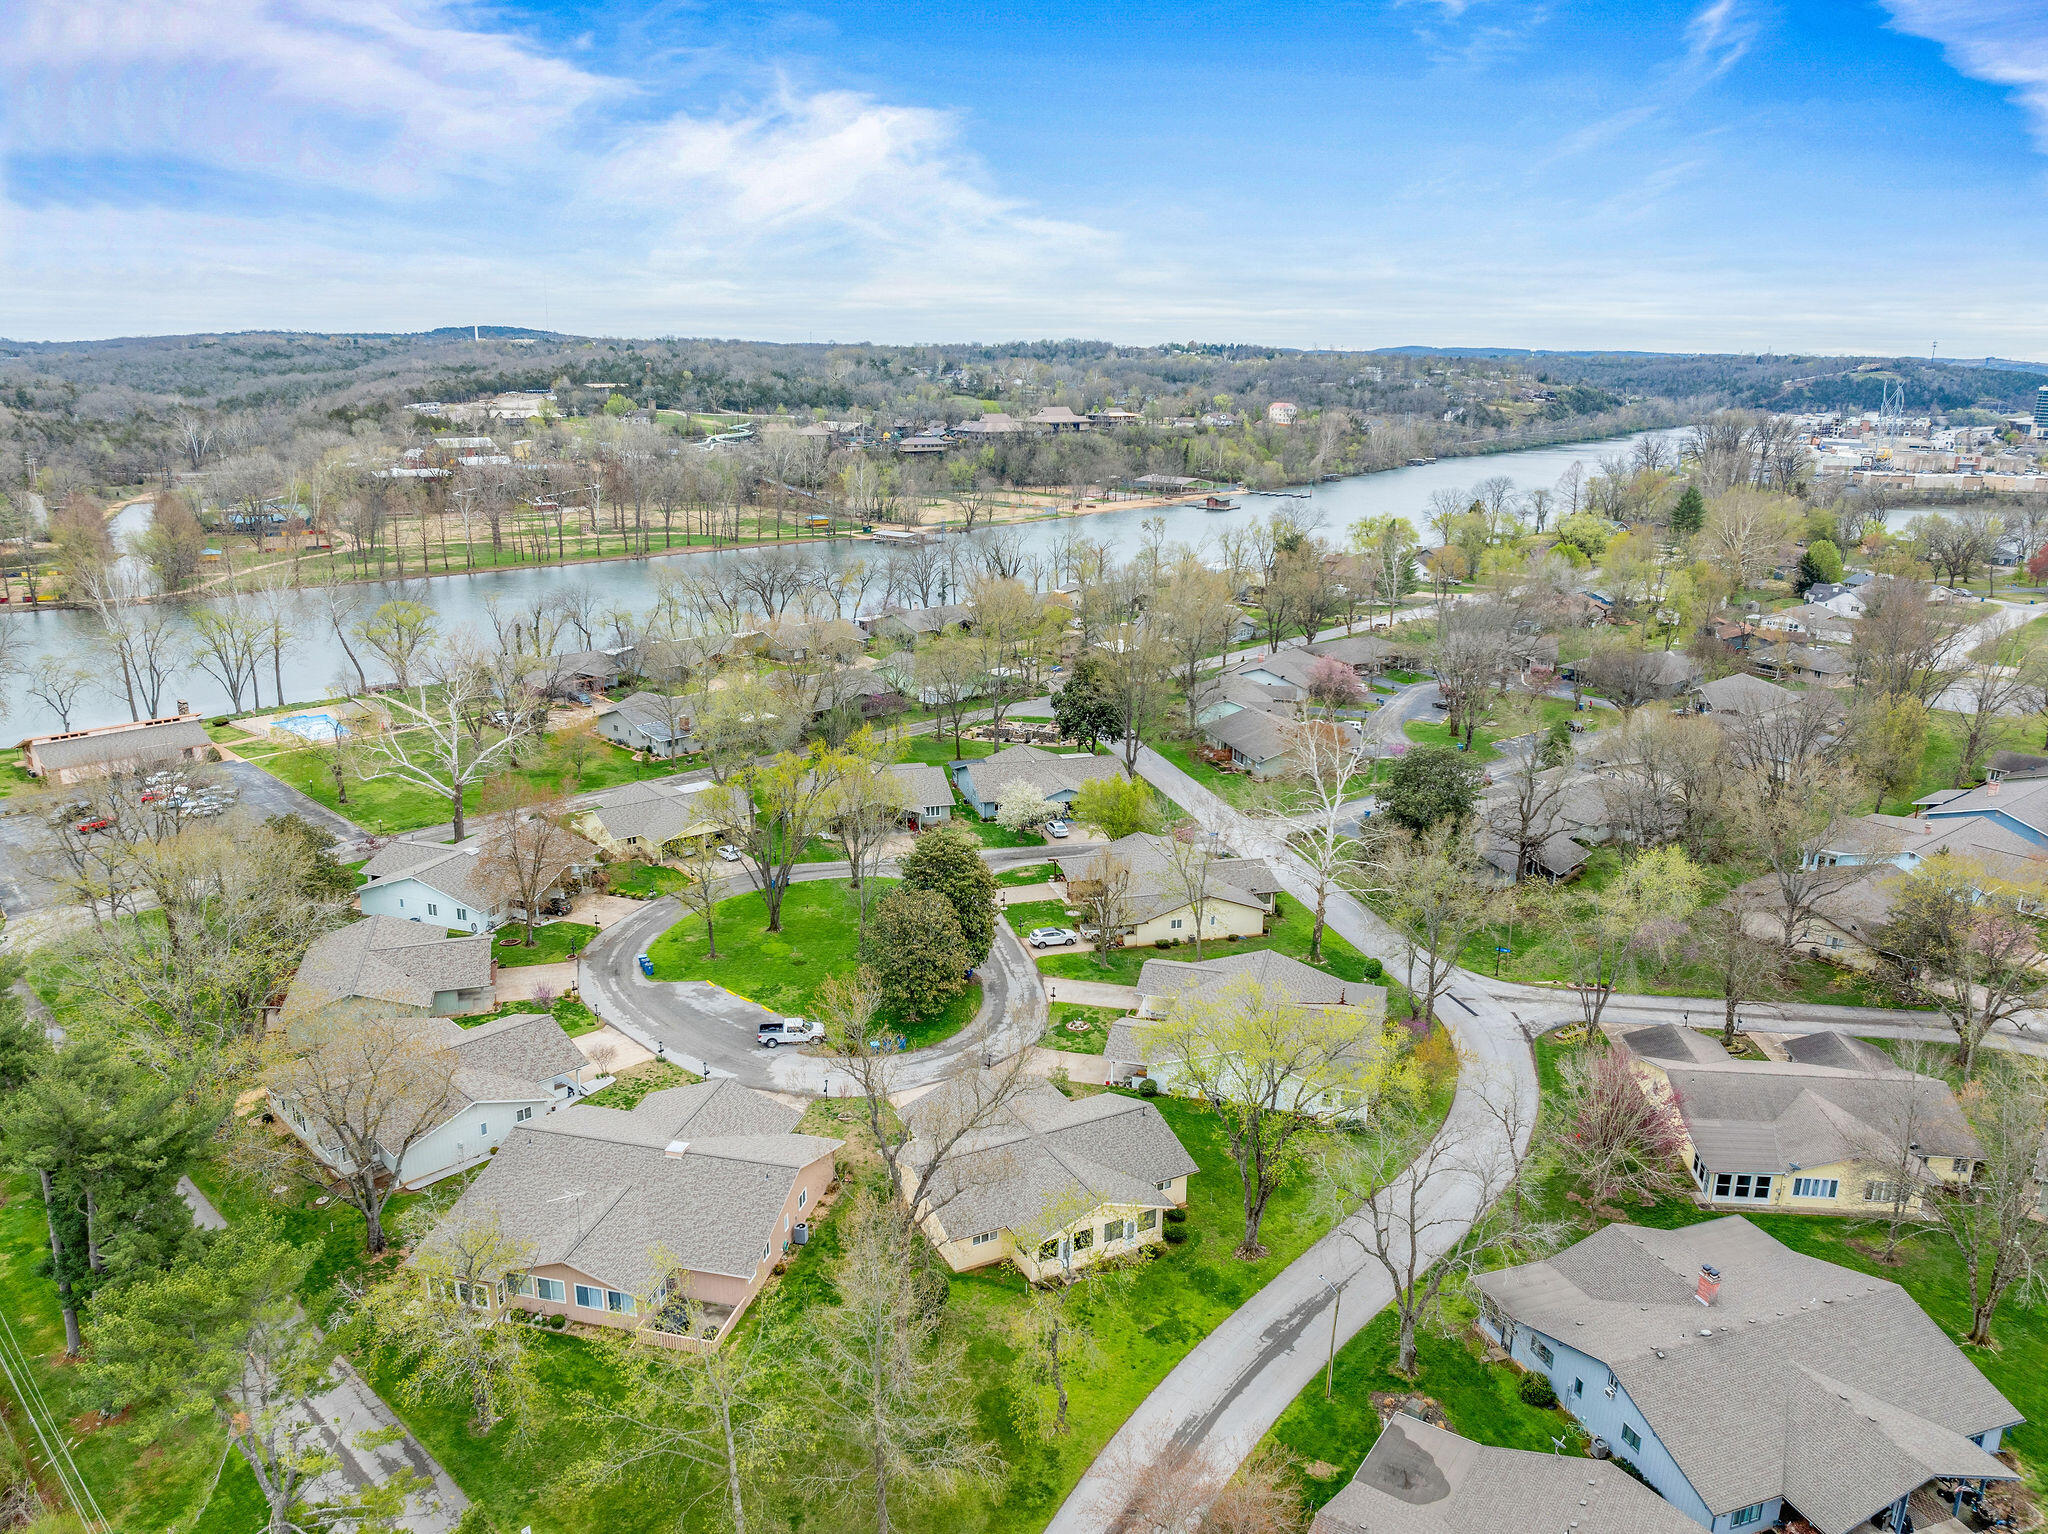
(279, 916, 497, 1028)
(18, 713, 214, 784)
(417, 1077, 840, 1349)
(903, 1080, 1196, 1281)
(1615, 1025, 1979, 1215)
(1728, 869, 1902, 969)
(576, 781, 722, 861)
(1053, 833, 1276, 948)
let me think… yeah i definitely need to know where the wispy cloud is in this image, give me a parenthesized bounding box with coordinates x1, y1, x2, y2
(1879, 0, 2048, 152)
(1683, 0, 1758, 81)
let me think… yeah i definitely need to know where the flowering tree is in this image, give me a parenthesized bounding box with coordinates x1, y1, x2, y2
(1546, 1041, 1691, 1207)
(1304, 654, 1364, 715)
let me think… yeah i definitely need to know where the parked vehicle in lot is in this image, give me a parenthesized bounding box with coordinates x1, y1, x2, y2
(716, 844, 743, 862)
(1028, 926, 1078, 948)
(75, 818, 112, 834)
(1043, 820, 1071, 838)
(757, 1017, 825, 1048)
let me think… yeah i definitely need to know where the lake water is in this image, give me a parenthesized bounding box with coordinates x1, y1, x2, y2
(0, 427, 1685, 738)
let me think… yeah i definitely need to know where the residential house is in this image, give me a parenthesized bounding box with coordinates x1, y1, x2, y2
(1027, 405, 1089, 433)
(1478, 824, 1590, 884)
(530, 648, 626, 698)
(357, 835, 593, 934)
(272, 1012, 593, 1190)
(1200, 706, 1299, 777)
(1226, 647, 1330, 693)
(887, 762, 955, 828)
(763, 617, 865, 664)
(1088, 409, 1142, 430)
(575, 781, 721, 862)
(280, 916, 496, 1027)
(1311, 1415, 1704, 1534)
(1637, 649, 1706, 698)
(902, 1079, 1196, 1280)
(1190, 672, 1300, 728)
(813, 668, 908, 722)
(1755, 602, 1858, 645)
(952, 743, 1124, 819)
(1807, 810, 2048, 896)
(1475, 1217, 2021, 1534)
(594, 691, 703, 758)
(1729, 869, 1903, 968)
(1755, 641, 1851, 687)
(861, 603, 971, 646)
(1692, 672, 1800, 718)
(1802, 582, 1869, 617)
(18, 714, 213, 784)
(953, 412, 1023, 438)
(624, 632, 740, 687)
(1054, 832, 1275, 948)
(415, 1077, 840, 1347)
(1915, 772, 2048, 851)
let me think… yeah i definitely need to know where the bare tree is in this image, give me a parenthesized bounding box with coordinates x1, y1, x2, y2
(1482, 750, 1572, 884)
(1066, 848, 1139, 969)
(1924, 1055, 2048, 1345)
(1948, 626, 2048, 785)
(1155, 568, 1245, 730)
(1383, 833, 1503, 1026)
(351, 648, 543, 841)
(1544, 1037, 1692, 1207)
(186, 598, 265, 712)
(1259, 718, 1376, 962)
(1883, 856, 2047, 1077)
(476, 786, 592, 947)
(25, 655, 93, 729)
(1851, 578, 1967, 704)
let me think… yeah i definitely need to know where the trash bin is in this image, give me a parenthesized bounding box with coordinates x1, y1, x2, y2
(637, 954, 653, 977)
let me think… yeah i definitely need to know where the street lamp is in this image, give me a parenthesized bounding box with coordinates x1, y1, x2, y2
(1317, 1274, 1344, 1400)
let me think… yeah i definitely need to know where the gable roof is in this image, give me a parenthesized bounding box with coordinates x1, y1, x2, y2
(1475, 1219, 2017, 1533)
(1306, 633, 1397, 669)
(1312, 1415, 1702, 1534)
(597, 690, 700, 741)
(360, 840, 504, 911)
(1695, 672, 1799, 717)
(1055, 832, 1275, 925)
(868, 602, 969, 635)
(1919, 775, 2048, 839)
(424, 1077, 840, 1290)
(1228, 647, 1329, 691)
(887, 761, 953, 810)
(579, 780, 719, 847)
(284, 916, 494, 1020)
(22, 715, 211, 771)
(902, 1080, 1197, 1242)
(966, 743, 1124, 803)
(446, 1013, 589, 1102)
(1663, 1058, 1979, 1172)
(1781, 1032, 1899, 1073)
(1203, 706, 1296, 765)
(1134, 947, 1385, 1008)
(1615, 1022, 1733, 1066)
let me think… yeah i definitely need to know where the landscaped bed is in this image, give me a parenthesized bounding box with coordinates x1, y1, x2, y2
(644, 878, 980, 1048)
(1038, 1001, 1123, 1053)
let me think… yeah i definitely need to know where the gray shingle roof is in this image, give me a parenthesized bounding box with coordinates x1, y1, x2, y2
(1228, 647, 1328, 690)
(1781, 1033, 1896, 1072)
(448, 1013, 587, 1093)
(360, 840, 504, 910)
(23, 716, 211, 772)
(887, 762, 953, 812)
(1203, 706, 1296, 764)
(903, 1081, 1196, 1242)
(1135, 948, 1386, 1008)
(1615, 1022, 1734, 1066)
(968, 744, 1124, 803)
(1474, 1218, 2018, 1532)
(1665, 1058, 1980, 1172)
(284, 915, 494, 1020)
(1054, 833, 1274, 925)
(580, 781, 718, 847)
(598, 691, 698, 742)
(1305, 634, 1396, 669)
(423, 1077, 839, 1289)
(1311, 1415, 1703, 1534)
(1696, 672, 1799, 716)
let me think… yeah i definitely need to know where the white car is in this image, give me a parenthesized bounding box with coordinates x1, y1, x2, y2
(1043, 820, 1071, 838)
(716, 844, 743, 862)
(1028, 926, 1078, 949)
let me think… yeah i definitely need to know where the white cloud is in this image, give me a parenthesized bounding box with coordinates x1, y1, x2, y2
(1683, 0, 1757, 81)
(1879, 1, 2048, 152)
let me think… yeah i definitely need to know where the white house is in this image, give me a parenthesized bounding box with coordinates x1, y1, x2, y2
(357, 837, 592, 933)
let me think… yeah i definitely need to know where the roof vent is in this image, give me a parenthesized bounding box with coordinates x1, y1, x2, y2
(665, 1139, 689, 1158)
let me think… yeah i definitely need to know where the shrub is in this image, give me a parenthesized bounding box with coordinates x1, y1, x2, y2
(1163, 1225, 1188, 1245)
(1164, 1206, 1187, 1224)
(1361, 957, 1384, 980)
(1517, 1371, 1558, 1408)
(1137, 1076, 1159, 1097)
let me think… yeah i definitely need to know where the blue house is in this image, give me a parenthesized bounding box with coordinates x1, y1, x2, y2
(1474, 1217, 2019, 1534)
(1914, 773, 2048, 851)
(951, 744, 1124, 820)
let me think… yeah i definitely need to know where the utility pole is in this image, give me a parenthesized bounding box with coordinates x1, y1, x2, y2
(1318, 1274, 1343, 1400)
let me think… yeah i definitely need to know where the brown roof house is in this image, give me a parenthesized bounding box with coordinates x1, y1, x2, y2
(1474, 1217, 2021, 1534)
(1312, 1414, 1703, 1534)
(279, 915, 497, 1027)
(902, 1078, 1196, 1282)
(416, 1077, 841, 1348)
(18, 713, 213, 785)
(271, 1012, 593, 1191)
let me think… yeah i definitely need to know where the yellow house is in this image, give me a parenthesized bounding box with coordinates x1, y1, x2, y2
(576, 781, 721, 862)
(1054, 832, 1278, 949)
(1620, 1026, 1980, 1216)
(901, 1079, 1196, 1281)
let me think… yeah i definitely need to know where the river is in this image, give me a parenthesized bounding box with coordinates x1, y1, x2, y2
(0, 428, 1686, 738)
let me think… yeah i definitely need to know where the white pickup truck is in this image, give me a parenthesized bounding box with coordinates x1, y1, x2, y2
(756, 1017, 825, 1048)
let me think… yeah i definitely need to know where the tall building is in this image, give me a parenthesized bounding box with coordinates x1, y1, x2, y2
(2034, 384, 2048, 431)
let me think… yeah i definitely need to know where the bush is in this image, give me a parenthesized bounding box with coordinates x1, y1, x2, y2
(1164, 1205, 1187, 1224)
(1163, 1225, 1188, 1245)
(1517, 1371, 1558, 1408)
(1137, 1076, 1159, 1097)
(1361, 957, 1384, 980)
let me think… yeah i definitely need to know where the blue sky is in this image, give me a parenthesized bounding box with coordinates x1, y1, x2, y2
(2, 0, 2046, 352)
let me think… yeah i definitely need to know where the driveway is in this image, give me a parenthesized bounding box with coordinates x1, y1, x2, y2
(1044, 746, 1540, 1534)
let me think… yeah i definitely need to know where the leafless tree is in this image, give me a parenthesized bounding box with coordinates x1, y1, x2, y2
(1544, 1037, 1692, 1208)
(1383, 832, 1502, 1026)
(351, 646, 543, 841)
(477, 787, 591, 947)
(1483, 751, 1573, 884)
(25, 654, 94, 729)
(1948, 625, 2048, 784)
(1851, 578, 1967, 704)
(1066, 848, 1139, 967)
(1924, 1055, 2048, 1346)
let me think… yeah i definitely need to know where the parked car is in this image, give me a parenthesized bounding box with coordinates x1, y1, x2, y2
(1043, 820, 1071, 838)
(1028, 927, 1078, 949)
(757, 1017, 825, 1048)
(75, 818, 112, 834)
(716, 844, 743, 862)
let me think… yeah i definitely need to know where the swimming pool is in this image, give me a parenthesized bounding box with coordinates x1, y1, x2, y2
(272, 711, 348, 742)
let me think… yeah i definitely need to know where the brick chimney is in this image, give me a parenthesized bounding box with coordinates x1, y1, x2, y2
(1696, 1263, 1722, 1307)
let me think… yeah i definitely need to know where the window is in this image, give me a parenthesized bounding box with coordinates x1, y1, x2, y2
(574, 1284, 601, 1310)
(606, 1290, 631, 1314)
(1730, 1504, 1765, 1527)
(1532, 1339, 1555, 1367)
(455, 908, 466, 922)
(1072, 1227, 1095, 1251)
(1573, 1377, 1584, 1398)
(1714, 1172, 1731, 1198)
(1156, 1179, 1173, 1192)
(478, 1123, 488, 1137)
(798, 1187, 808, 1209)
(1865, 1179, 1900, 1203)
(971, 1231, 998, 1246)
(1103, 1219, 1128, 1242)
(1170, 919, 1183, 929)
(427, 903, 439, 917)
(1138, 1210, 1157, 1231)
(398, 898, 405, 908)
(1792, 1177, 1839, 1199)
(536, 1277, 565, 1303)
(1692, 1155, 1706, 1188)
(1620, 1424, 1642, 1454)
(515, 1106, 533, 1123)
(1715, 1172, 1770, 1202)
(1038, 1238, 1059, 1260)
(507, 1274, 534, 1297)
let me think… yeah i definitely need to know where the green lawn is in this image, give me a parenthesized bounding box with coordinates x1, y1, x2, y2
(995, 861, 1060, 887)
(491, 921, 597, 966)
(893, 735, 997, 766)
(645, 879, 980, 1047)
(604, 859, 697, 898)
(1037, 891, 1382, 987)
(579, 1058, 702, 1107)
(0, 747, 38, 799)
(454, 994, 600, 1036)
(1880, 707, 2046, 815)
(1004, 897, 1075, 937)
(1150, 733, 1260, 806)
(1403, 696, 1606, 764)
(1039, 1002, 1122, 1053)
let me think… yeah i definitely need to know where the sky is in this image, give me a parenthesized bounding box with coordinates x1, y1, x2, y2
(2, 0, 2046, 353)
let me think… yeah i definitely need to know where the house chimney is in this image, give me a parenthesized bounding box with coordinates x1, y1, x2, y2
(176, 700, 190, 716)
(664, 1139, 689, 1159)
(1696, 1263, 1722, 1307)
(1987, 781, 2002, 797)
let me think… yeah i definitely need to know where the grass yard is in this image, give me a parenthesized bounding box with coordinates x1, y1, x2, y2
(1039, 1001, 1122, 1053)
(892, 735, 997, 766)
(1403, 696, 1607, 764)
(603, 859, 697, 898)
(578, 1058, 702, 1108)
(1036, 891, 1383, 988)
(491, 921, 597, 966)
(454, 994, 600, 1035)
(645, 879, 980, 1047)
(995, 861, 1059, 887)
(1880, 708, 2046, 816)
(1150, 733, 1261, 806)
(1005, 897, 1075, 938)
(0, 747, 37, 799)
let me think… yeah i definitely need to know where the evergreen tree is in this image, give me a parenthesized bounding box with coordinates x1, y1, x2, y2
(898, 823, 997, 962)
(1796, 538, 1844, 594)
(1381, 744, 1484, 834)
(0, 955, 48, 1093)
(1051, 654, 1122, 747)
(869, 888, 970, 1022)
(1669, 482, 1706, 539)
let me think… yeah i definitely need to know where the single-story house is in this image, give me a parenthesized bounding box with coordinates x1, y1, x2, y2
(414, 1077, 840, 1347)
(623, 632, 739, 687)
(1755, 603, 1858, 646)
(952, 743, 1124, 819)
(1200, 706, 1299, 777)
(18, 714, 214, 784)
(1915, 773, 2048, 850)
(1476, 1217, 2021, 1534)
(1311, 1414, 1703, 1534)
(1729, 869, 1903, 968)
(1027, 405, 1089, 433)
(1226, 647, 1328, 693)
(594, 691, 702, 758)
(1190, 673, 1300, 727)
(1691, 672, 1800, 718)
(903, 1079, 1196, 1281)
(862, 603, 970, 646)
(358, 836, 593, 934)
(763, 618, 865, 664)
(813, 668, 908, 721)
(1755, 642, 1852, 687)
(1478, 826, 1589, 884)
(887, 762, 955, 828)
(1054, 832, 1275, 948)
(272, 1012, 593, 1190)
(280, 916, 496, 1027)
(576, 781, 721, 861)
(1306, 633, 1397, 676)
(530, 648, 627, 698)
(1809, 810, 2048, 900)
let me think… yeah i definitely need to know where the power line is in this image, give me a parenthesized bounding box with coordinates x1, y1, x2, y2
(0, 1307, 110, 1532)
